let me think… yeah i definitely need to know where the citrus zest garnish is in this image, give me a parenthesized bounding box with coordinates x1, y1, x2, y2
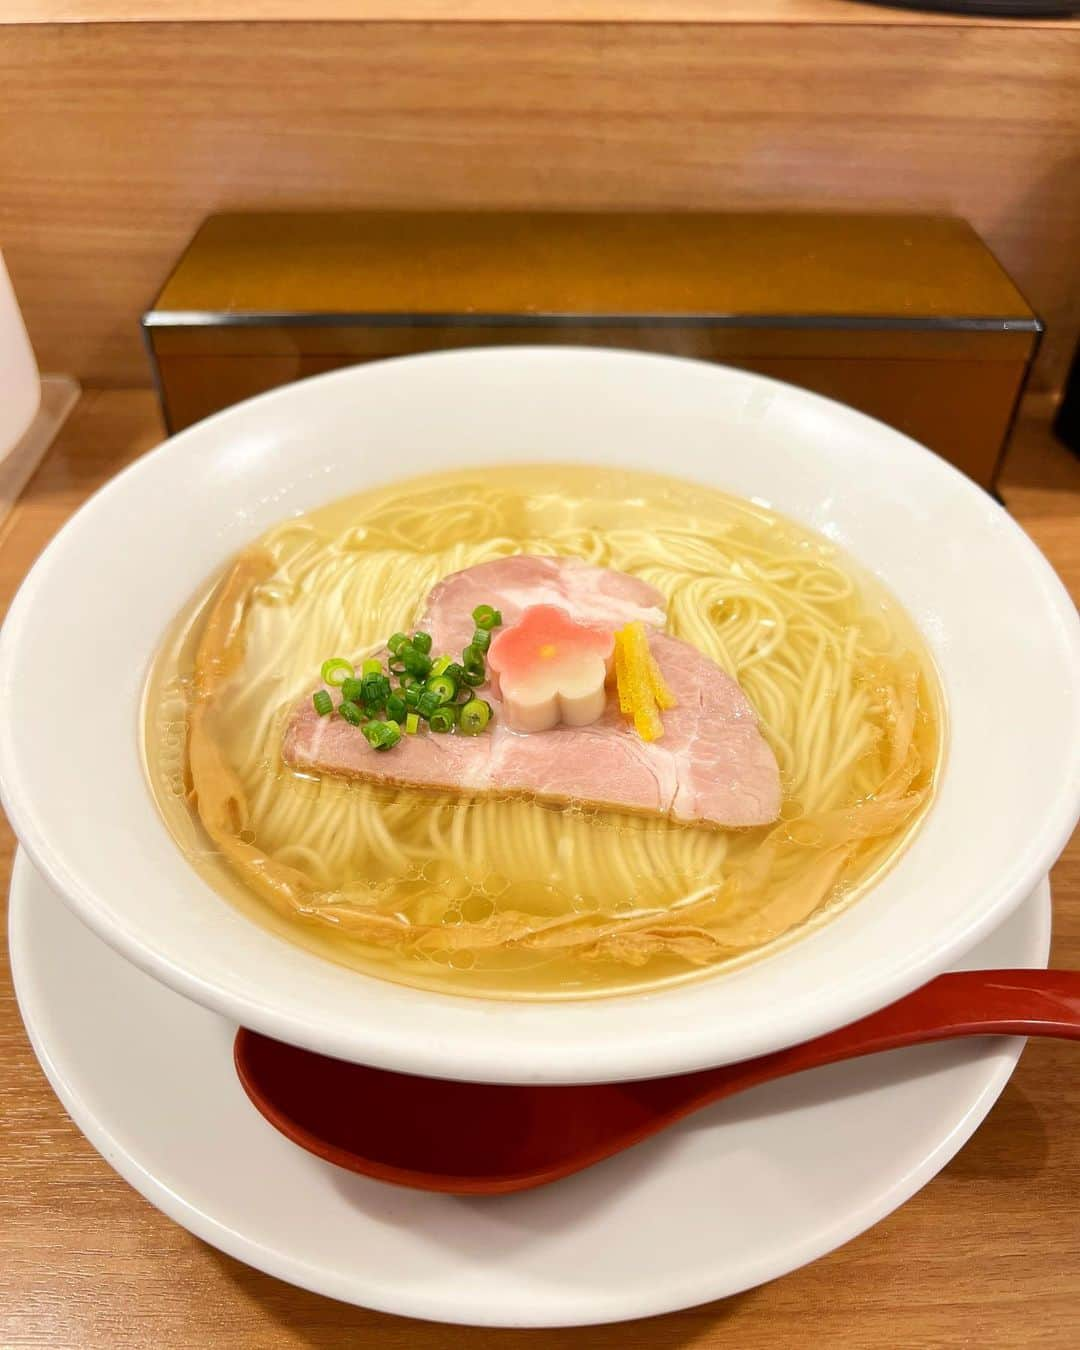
(647, 646, 677, 711)
(614, 621, 675, 742)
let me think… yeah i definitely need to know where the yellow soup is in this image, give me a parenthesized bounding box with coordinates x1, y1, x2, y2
(144, 465, 943, 999)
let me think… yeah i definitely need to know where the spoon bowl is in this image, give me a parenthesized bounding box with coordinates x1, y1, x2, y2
(235, 967, 1080, 1195)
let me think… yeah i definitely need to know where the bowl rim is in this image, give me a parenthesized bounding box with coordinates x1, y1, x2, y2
(1, 345, 1078, 1084)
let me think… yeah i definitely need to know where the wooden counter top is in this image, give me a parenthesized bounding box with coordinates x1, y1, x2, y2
(1, 389, 1078, 1345)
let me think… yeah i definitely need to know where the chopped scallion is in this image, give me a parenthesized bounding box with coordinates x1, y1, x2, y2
(461, 643, 486, 686)
(459, 698, 492, 736)
(416, 689, 442, 720)
(429, 705, 457, 734)
(425, 674, 457, 706)
(403, 649, 432, 679)
(362, 673, 391, 705)
(363, 719, 401, 751)
(316, 603, 501, 750)
(340, 677, 364, 704)
(320, 657, 354, 688)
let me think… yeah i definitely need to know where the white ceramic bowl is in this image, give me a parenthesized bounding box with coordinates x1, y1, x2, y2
(1, 348, 1077, 1084)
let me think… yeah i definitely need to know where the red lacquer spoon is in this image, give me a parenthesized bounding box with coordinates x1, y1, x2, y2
(234, 968, 1080, 1196)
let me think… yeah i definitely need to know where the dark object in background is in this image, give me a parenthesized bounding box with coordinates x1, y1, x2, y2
(144, 211, 1041, 491)
(1053, 343, 1080, 456)
(859, 2, 1079, 14)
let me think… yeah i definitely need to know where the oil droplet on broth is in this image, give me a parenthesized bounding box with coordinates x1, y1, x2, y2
(461, 893, 495, 924)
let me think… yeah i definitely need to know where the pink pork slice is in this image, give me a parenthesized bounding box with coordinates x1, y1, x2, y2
(282, 556, 782, 828)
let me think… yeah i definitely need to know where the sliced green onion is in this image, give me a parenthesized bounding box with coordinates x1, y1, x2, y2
(338, 699, 363, 727)
(320, 657, 354, 688)
(362, 672, 391, 703)
(459, 698, 492, 735)
(386, 692, 407, 723)
(312, 689, 333, 717)
(340, 676, 364, 704)
(404, 686, 421, 709)
(403, 649, 432, 679)
(430, 654, 452, 678)
(363, 719, 401, 751)
(416, 689, 442, 720)
(362, 658, 383, 677)
(425, 674, 457, 706)
(461, 643, 486, 686)
(388, 632, 409, 656)
(442, 661, 465, 687)
(388, 659, 406, 677)
(429, 705, 457, 734)
(472, 605, 501, 630)
(405, 712, 420, 735)
(471, 627, 491, 653)
(412, 631, 433, 655)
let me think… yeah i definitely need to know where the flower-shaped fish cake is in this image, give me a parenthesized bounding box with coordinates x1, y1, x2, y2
(488, 605, 614, 733)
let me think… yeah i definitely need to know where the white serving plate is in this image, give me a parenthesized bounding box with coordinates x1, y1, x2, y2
(0, 348, 1077, 1082)
(9, 850, 1051, 1328)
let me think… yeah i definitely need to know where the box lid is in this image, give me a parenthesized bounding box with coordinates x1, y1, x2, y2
(147, 211, 1039, 332)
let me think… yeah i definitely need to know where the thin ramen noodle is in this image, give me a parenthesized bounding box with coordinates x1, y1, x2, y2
(144, 465, 942, 998)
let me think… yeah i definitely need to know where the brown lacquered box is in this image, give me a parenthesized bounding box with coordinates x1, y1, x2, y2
(143, 212, 1040, 490)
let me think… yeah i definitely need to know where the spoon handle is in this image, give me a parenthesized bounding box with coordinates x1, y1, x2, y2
(659, 969, 1080, 1118)
(800, 968, 1080, 1055)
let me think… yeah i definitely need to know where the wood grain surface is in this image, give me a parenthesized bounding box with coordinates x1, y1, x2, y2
(0, 387, 1078, 1345)
(1, 22, 1078, 392)
(6, 1, 1080, 27)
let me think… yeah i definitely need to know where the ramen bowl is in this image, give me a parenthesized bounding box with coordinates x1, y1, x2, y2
(1, 348, 1077, 1084)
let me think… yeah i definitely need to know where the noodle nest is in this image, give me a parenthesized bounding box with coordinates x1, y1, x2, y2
(160, 471, 936, 983)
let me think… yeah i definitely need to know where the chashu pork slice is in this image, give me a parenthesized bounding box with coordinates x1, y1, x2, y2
(282, 555, 781, 828)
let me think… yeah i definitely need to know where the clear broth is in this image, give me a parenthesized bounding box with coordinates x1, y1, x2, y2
(143, 465, 943, 999)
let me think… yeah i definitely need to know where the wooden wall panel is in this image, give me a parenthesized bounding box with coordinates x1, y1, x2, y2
(0, 22, 1077, 390)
